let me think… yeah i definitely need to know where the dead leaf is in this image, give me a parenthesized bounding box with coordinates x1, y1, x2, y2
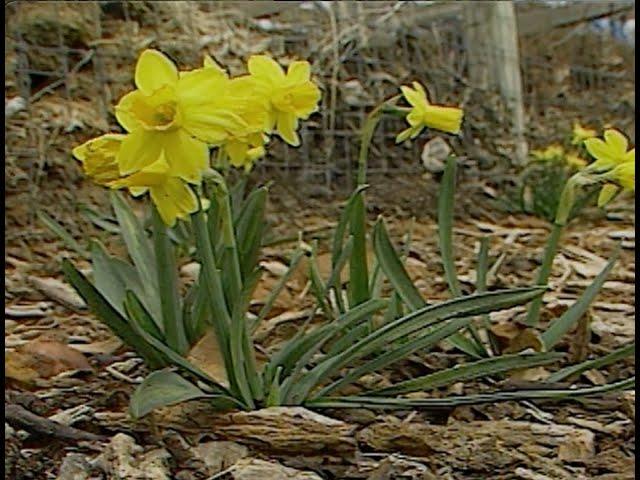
(29, 276, 86, 311)
(5, 338, 92, 385)
(187, 329, 230, 388)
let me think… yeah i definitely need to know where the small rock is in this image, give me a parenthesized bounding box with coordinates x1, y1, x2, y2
(192, 441, 248, 476)
(231, 458, 322, 480)
(421, 136, 451, 173)
(56, 453, 91, 480)
(558, 429, 595, 463)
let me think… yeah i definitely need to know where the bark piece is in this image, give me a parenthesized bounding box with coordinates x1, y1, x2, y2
(359, 419, 595, 471)
(155, 405, 357, 454)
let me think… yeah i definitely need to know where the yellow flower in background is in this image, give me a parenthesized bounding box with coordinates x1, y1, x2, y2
(246, 55, 321, 146)
(110, 152, 198, 226)
(531, 144, 564, 161)
(565, 153, 587, 170)
(115, 49, 251, 183)
(224, 132, 268, 171)
(396, 82, 463, 143)
(571, 122, 597, 145)
(72, 134, 124, 185)
(584, 129, 634, 171)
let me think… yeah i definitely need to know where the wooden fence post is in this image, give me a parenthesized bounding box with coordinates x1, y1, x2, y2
(465, 1, 528, 165)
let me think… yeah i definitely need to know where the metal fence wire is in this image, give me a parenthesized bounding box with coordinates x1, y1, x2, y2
(5, 1, 636, 194)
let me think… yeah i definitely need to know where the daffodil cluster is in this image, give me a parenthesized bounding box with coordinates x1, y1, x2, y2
(73, 50, 321, 225)
(530, 144, 587, 170)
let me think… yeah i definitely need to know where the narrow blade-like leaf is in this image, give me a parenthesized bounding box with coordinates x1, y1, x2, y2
(542, 249, 619, 349)
(372, 352, 563, 396)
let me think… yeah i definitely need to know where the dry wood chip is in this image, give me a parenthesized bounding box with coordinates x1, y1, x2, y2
(28, 276, 86, 311)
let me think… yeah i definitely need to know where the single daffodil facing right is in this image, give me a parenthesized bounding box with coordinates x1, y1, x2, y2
(395, 82, 463, 143)
(582, 129, 635, 207)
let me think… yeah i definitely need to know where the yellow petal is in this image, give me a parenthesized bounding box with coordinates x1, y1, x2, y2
(276, 112, 299, 146)
(162, 130, 210, 184)
(150, 178, 198, 227)
(400, 85, 426, 109)
(291, 82, 321, 118)
(396, 126, 417, 143)
(609, 161, 635, 191)
(248, 55, 285, 82)
(114, 90, 147, 132)
(129, 186, 148, 197)
(203, 54, 227, 76)
(604, 129, 628, 156)
(117, 130, 163, 175)
(422, 104, 463, 134)
(287, 61, 311, 83)
(623, 148, 635, 163)
(584, 138, 617, 169)
(597, 183, 619, 207)
(110, 155, 171, 188)
(406, 109, 423, 127)
(135, 49, 178, 95)
(225, 140, 250, 167)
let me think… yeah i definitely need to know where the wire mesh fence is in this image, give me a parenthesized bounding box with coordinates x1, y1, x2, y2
(5, 1, 636, 195)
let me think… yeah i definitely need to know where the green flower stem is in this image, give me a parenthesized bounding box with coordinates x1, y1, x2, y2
(357, 96, 401, 186)
(524, 222, 563, 327)
(151, 207, 189, 354)
(524, 173, 581, 326)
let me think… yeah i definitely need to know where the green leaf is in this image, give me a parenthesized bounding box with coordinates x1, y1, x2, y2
(192, 208, 231, 355)
(437, 157, 486, 358)
(306, 377, 635, 409)
(234, 187, 267, 281)
(348, 192, 370, 307)
(111, 192, 162, 327)
(78, 203, 120, 234)
(301, 287, 545, 396)
(253, 246, 306, 332)
(62, 260, 167, 369)
(316, 316, 473, 398)
(37, 210, 88, 258)
(308, 242, 333, 321)
(476, 236, 500, 355)
(542, 249, 619, 349)
(129, 370, 211, 419)
(331, 185, 368, 269)
(123, 291, 237, 401)
(372, 218, 425, 310)
(547, 342, 635, 383)
(438, 156, 462, 297)
(151, 208, 188, 354)
(325, 236, 353, 315)
(372, 352, 563, 396)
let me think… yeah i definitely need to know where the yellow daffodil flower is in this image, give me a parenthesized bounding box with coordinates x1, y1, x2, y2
(565, 153, 587, 170)
(571, 122, 597, 145)
(531, 144, 564, 161)
(583, 129, 635, 171)
(223, 132, 268, 171)
(583, 129, 634, 208)
(246, 55, 321, 146)
(395, 82, 463, 143)
(115, 49, 251, 183)
(72, 134, 124, 185)
(110, 153, 198, 226)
